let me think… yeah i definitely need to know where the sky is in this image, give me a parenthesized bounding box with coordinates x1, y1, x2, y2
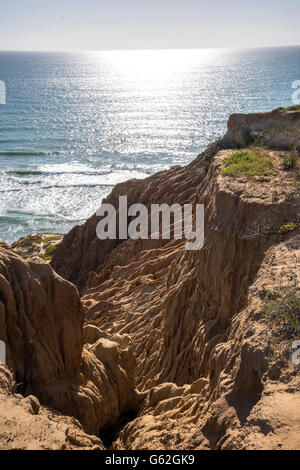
(0, 0, 300, 51)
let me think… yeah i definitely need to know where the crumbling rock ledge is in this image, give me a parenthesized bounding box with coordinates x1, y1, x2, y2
(223, 107, 300, 150)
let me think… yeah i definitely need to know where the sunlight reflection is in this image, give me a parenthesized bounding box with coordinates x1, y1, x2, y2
(87, 49, 221, 89)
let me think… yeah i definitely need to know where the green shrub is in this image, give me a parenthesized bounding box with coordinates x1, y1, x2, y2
(235, 136, 247, 149)
(221, 148, 273, 177)
(285, 105, 300, 112)
(235, 130, 264, 149)
(41, 236, 61, 243)
(275, 105, 300, 112)
(281, 150, 299, 170)
(45, 244, 57, 257)
(278, 223, 297, 234)
(263, 289, 300, 337)
(38, 244, 57, 261)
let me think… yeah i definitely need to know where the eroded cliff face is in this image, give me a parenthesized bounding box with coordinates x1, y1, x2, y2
(0, 249, 140, 442)
(51, 109, 300, 449)
(76, 144, 300, 449)
(1, 109, 300, 449)
(112, 233, 300, 450)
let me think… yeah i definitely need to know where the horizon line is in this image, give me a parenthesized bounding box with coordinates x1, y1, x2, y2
(0, 44, 300, 54)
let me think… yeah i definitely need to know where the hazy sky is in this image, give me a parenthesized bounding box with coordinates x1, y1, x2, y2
(1, 0, 300, 51)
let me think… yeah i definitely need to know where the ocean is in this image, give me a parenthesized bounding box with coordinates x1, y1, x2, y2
(0, 46, 299, 243)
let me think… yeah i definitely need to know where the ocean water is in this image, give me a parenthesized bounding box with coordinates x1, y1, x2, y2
(0, 47, 300, 243)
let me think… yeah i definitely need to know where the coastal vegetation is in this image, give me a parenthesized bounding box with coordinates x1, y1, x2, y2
(278, 223, 297, 234)
(263, 288, 300, 338)
(221, 148, 274, 176)
(281, 149, 299, 170)
(275, 105, 300, 112)
(7, 233, 63, 262)
(38, 243, 57, 261)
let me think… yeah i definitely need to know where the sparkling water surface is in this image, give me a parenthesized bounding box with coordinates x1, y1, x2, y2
(0, 47, 300, 242)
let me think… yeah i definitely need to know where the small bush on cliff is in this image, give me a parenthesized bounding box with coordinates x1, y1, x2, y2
(235, 130, 264, 148)
(38, 244, 57, 261)
(284, 105, 300, 112)
(281, 150, 299, 170)
(275, 105, 300, 112)
(263, 289, 300, 338)
(278, 223, 297, 234)
(221, 148, 273, 177)
(235, 135, 248, 149)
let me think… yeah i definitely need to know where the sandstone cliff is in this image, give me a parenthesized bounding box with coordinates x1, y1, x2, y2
(1, 109, 300, 449)
(0, 249, 140, 446)
(52, 108, 300, 449)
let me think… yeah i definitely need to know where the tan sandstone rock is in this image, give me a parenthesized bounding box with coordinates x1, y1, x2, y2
(0, 248, 139, 438)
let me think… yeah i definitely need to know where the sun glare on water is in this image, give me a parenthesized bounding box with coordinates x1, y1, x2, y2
(87, 48, 220, 89)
